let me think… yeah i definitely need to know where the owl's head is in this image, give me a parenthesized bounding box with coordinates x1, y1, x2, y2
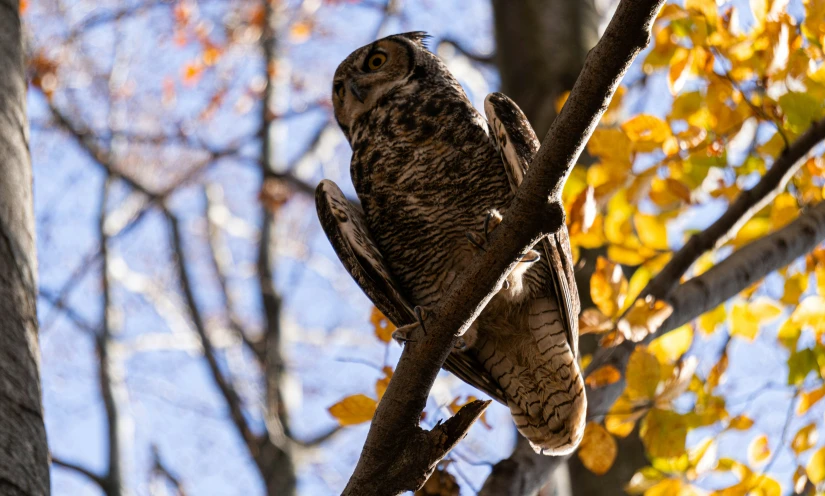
(332, 32, 432, 139)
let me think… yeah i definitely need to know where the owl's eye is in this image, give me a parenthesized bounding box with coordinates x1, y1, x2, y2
(366, 53, 387, 71)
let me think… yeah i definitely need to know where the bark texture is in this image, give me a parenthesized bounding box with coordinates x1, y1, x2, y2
(0, 1, 50, 494)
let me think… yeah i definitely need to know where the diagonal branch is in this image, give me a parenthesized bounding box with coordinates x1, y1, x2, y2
(341, 1, 665, 494)
(166, 210, 259, 452)
(643, 117, 825, 300)
(480, 200, 825, 492)
(51, 457, 108, 489)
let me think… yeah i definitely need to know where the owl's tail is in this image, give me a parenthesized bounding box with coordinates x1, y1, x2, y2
(475, 297, 586, 455)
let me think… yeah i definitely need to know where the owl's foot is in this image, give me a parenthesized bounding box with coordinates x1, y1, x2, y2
(466, 209, 541, 266)
(392, 306, 427, 343)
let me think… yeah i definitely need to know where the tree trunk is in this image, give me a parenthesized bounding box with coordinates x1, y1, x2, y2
(491, 0, 601, 137)
(0, 1, 50, 495)
(492, 2, 649, 494)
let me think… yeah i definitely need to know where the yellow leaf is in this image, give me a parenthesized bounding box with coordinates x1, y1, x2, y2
(371, 307, 396, 343)
(641, 409, 687, 459)
(794, 466, 809, 494)
(580, 308, 613, 335)
(328, 394, 377, 426)
(792, 423, 818, 454)
(749, 435, 771, 465)
(707, 352, 729, 390)
(757, 132, 786, 158)
(699, 304, 726, 335)
(606, 395, 646, 437)
(375, 366, 393, 400)
(625, 467, 666, 495)
(782, 272, 809, 305)
(771, 192, 799, 230)
(618, 298, 674, 343)
(648, 325, 693, 364)
(634, 213, 669, 251)
(587, 128, 633, 163)
(779, 92, 823, 133)
(577, 422, 618, 475)
(643, 479, 683, 496)
(730, 298, 782, 341)
(586, 365, 622, 389)
(791, 296, 825, 338)
(729, 415, 755, 430)
(797, 386, 825, 415)
(608, 244, 650, 266)
(668, 47, 693, 94)
(803, 0, 825, 47)
(622, 114, 672, 152)
(671, 91, 703, 121)
(626, 348, 661, 401)
(591, 257, 628, 318)
(807, 446, 825, 484)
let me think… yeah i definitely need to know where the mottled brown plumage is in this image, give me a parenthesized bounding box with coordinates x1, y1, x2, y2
(327, 32, 585, 454)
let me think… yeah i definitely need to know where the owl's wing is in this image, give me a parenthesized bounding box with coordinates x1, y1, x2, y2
(315, 179, 507, 403)
(484, 93, 581, 358)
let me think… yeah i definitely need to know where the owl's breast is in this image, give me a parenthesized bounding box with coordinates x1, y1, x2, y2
(349, 92, 513, 304)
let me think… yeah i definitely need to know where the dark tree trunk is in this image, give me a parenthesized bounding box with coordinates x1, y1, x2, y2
(0, 1, 50, 495)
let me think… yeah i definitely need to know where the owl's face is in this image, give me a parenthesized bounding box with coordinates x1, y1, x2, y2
(332, 32, 429, 139)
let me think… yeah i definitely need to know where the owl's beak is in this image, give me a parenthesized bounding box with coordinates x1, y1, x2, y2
(349, 81, 365, 103)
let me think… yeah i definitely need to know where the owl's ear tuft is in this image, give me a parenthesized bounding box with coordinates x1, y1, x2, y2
(396, 31, 431, 48)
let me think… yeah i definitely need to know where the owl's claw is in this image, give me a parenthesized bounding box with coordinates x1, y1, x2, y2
(391, 306, 428, 343)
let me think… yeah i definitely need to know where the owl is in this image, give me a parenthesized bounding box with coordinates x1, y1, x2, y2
(317, 32, 585, 455)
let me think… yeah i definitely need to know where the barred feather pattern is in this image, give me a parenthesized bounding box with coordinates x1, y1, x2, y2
(335, 33, 585, 454)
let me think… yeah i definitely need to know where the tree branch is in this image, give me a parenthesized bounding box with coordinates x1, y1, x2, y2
(51, 457, 107, 489)
(341, 1, 664, 494)
(644, 117, 825, 300)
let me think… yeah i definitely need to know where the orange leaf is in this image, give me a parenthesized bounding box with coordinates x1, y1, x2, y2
(797, 386, 825, 415)
(590, 257, 628, 318)
(370, 307, 396, 343)
(375, 366, 393, 401)
(586, 365, 622, 389)
(577, 423, 617, 475)
(617, 297, 673, 343)
(328, 394, 377, 426)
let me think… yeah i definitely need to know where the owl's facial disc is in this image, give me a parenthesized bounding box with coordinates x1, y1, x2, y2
(332, 38, 415, 138)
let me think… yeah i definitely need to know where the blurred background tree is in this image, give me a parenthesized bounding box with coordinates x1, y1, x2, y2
(17, 0, 825, 494)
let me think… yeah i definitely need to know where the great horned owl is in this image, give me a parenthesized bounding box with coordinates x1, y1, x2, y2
(319, 32, 585, 454)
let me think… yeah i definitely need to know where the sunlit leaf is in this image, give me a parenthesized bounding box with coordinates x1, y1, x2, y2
(618, 298, 674, 343)
(580, 308, 614, 335)
(748, 434, 771, 465)
(591, 257, 628, 318)
(578, 422, 618, 475)
(622, 114, 672, 152)
(699, 304, 726, 335)
(648, 325, 693, 364)
(729, 415, 755, 430)
(797, 385, 825, 414)
(634, 213, 669, 251)
(586, 365, 622, 389)
(641, 409, 688, 459)
(371, 307, 396, 343)
(328, 394, 377, 426)
(807, 447, 825, 484)
(626, 348, 662, 401)
(792, 423, 818, 454)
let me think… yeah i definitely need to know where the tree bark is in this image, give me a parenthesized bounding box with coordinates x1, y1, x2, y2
(0, 1, 50, 494)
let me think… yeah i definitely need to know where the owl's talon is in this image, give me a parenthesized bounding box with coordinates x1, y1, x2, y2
(453, 336, 469, 351)
(520, 250, 541, 264)
(466, 231, 486, 252)
(392, 307, 427, 343)
(503, 279, 510, 290)
(483, 210, 503, 240)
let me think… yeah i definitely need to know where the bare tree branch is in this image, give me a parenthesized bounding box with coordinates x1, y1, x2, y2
(150, 446, 188, 496)
(166, 210, 259, 452)
(341, 1, 665, 494)
(98, 176, 130, 496)
(51, 457, 107, 489)
(644, 117, 825, 300)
